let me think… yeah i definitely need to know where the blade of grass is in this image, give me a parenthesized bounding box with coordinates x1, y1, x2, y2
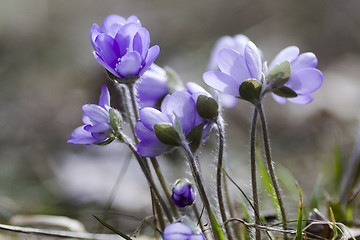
(256, 147, 281, 220)
(295, 183, 303, 240)
(93, 215, 132, 240)
(210, 208, 226, 240)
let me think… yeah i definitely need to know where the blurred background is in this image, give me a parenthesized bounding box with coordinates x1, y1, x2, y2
(1, 0, 360, 235)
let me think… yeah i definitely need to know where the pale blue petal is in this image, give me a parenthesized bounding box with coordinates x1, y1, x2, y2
(137, 139, 170, 157)
(98, 85, 110, 110)
(269, 46, 299, 69)
(288, 94, 313, 104)
(139, 107, 171, 130)
(82, 104, 109, 123)
(138, 45, 160, 76)
(67, 126, 96, 145)
(244, 41, 262, 80)
(203, 71, 240, 97)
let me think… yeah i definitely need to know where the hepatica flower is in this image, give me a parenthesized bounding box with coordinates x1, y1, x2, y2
(90, 14, 160, 80)
(163, 221, 206, 240)
(135, 83, 216, 157)
(268, 46, 324, 104)
(203, 41, 263, 100)
(136, 64, 170, 109)
(68, 85, 120, 145)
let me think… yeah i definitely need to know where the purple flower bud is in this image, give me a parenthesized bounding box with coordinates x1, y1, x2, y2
(90, 15, 159, 79)
(171, 179, 195, 208)
(68, 85, 116, 145)
(136, 64, 170, 109)
(269, 46, 324, 104)
(163, 221, 206, 240)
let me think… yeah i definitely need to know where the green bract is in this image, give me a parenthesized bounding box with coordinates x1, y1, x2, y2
(154, 124, 181, 146)
(239, 79, 262, 103)
(267, 61, 291, 89)
(196, 95, 219, 120)
(109, 108, 122, 135)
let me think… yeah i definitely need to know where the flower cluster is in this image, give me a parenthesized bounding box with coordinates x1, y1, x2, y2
(91, 15, 159, 80)
(68, 14, 326, 240)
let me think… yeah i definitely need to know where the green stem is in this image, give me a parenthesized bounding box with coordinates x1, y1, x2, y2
(250, 109, 261, 240)
(182, 143, 215, 239)
(119, 133, 173, 223)
(193, 205, 205, 233)
(256, 103, 287, 239)
(150, 157, 180, 219)
(216, 118, 233, 240)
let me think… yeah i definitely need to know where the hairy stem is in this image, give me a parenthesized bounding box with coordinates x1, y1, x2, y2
(182, 143, 216, 240)
(256, 103, 287, 239)
(216, 118, 233, 240)
(119, 133, 173, 222)
(250, 108, 261, 240)
(150, 157, 180, 219)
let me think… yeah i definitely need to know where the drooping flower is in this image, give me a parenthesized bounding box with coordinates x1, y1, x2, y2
(90, 14, 160, 80)
(68, 85, 119, 145)
(171, 179, 195, 208)
(206, 34, 264, 108)
(135, 83, 215, 157)
(135, 64, 170, 109)
(163, 221, 206, 240)
(203, 41, 263, 99)
(268, 46, 324, 104)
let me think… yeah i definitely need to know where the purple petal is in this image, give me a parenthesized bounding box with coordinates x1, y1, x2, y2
(189, 234, 206, 240)
(135, 121, 158, 141)
(138, 45, 160, 76)
(98, 85, 110, 110)
(164, 222, 193, 236)
(101, 15, 126, 34)
(67, 126, 96, 145)
(115, 51, 142, 77)
(91, 131, 109, 142)
(288, 94, 314, 104)
(217, 49, 252, 84)
(116, 23, 142, 51)
(203, 71, 240, 97)
(126, 15, 141, 25)
(94, 34, 120, 68)
(161, 91, 196, 133)
(139, 107, 171, 130)
(270, 46, 299, 69)
(218, 93, 238, 108)
(82, 104, 109, 123)
(133, 27, 150, 60)
(137, 139, 170, 157)
(82, 115, 92, 125)
(93, 52, 120, 77)
(90, 24, 101, 49)
(271, 93, 287, 104)
(244, 41, 262, 80)
(186, 82, 208, 95)
(84, 122, 110, 133)
(292, 52, 318, 70)
(287, 68, 324, 94)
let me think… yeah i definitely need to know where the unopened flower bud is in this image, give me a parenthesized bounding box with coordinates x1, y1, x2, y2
(171, 179, 195, 208)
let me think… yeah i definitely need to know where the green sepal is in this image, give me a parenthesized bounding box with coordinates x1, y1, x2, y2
(94, 136, 115, 146)
(154, 124, 181, 146)
(267, 61, 291, 88)
(196, 95, 218, 120)
(109, 108, 122, 135)
(239, 79, 262, 103)
(165, 66, 184, 92)
(107, 70, 140, 84)
(272, 86, 298, 98)
(186, 123, 204, 154)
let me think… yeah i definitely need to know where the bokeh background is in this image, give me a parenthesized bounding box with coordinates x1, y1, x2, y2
(1, 0, 360, 234)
